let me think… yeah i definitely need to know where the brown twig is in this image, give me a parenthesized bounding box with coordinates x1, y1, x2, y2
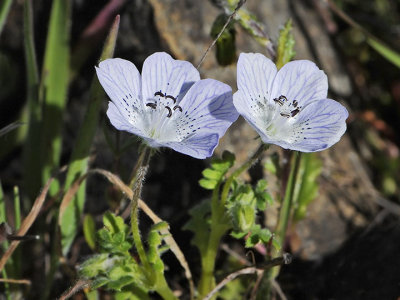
(58, 279, 91, 300)
(0, 278, 31, 285)
(0, 177, 54, 271)
(203, 254, 292, 300)
(196, 0, 247, 69)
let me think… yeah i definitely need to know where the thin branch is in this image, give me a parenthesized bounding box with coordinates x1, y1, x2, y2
(0, 177, 54, 271)
(0, 278, 31, 285)
(58, 279, 91, 300)
(203, 254, 292, 300)
(196, 0, 246, 69)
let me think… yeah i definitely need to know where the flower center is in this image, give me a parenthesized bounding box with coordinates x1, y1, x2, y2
(143, 90, 184, 142)
(273, 95, 302, 118)
(146, 91, 182, 118)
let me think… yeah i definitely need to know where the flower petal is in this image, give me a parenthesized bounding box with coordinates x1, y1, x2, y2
(106, 102, 144, 136)
(165, 133, 220, 159)
(96, 58, 144, 127)
(280, 99, 348, 152)
(141, 52, 200, 103)
(271, 60, 328, 106)
(237, 53, 277, 107)
(177, 79, 238, 138)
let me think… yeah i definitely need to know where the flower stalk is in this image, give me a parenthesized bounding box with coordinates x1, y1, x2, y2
(198, 143, 268, 298)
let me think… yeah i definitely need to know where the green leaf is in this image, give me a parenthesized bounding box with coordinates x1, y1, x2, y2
(211, 13, 237, 66)
(199, 178, 218, 190)
(83, 214, 96, 251)
(275, 19, 295, 69)
(182, 200, 212, 257)
(61, 15, 120, 255)
(292, 153, 322, 221)
(202, 168, 223, 180)
(0, 0, 13, 36)
(39, 0, 72, 194)
(23, 0, 41, 199)
(367, 37, 400, 68)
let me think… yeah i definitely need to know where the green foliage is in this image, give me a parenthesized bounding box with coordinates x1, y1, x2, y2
(79, 212, 149, 293)
(183, 199, 212, 256)
(224, 177, 279, 250)
(61, 15, 120, 255)
(83, 214, 97, 251)
(275, 19, 296, 69)
(211, 13, 237, 66)
(39, 0, 71, 195)
(80, 212, 174, 296)
(292, 153, 322, 221)
(0, 0, 13, 36)
(226, 179, 272, 232)
(367, 37, 400, 68)
(96, 212, 132, 253)
(199, 150, 235, 190)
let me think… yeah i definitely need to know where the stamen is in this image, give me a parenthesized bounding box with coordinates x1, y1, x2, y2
(293, 100, 298, 108)
(173, 105, 182, 112)
(166, 95, 177, 104)
(165, 106, 172, 118)
(291, 108, 300, 117)
(280, 112, 290, 118)
(146, 103, 157, 109)
(274, 95, 287, 106)
(154, 91, 165, 97)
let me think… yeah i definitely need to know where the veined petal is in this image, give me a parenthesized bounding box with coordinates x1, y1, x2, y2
(177, 79, 239, 138)
(106, 102, 144, 136)
(141, 52, 200, 103)
(96, 58, 143, 127)
(277, 99, 348, 152)
(237, 53, 277, 107)
(165, 133, 220, 159)
(271, 60, 328, 106)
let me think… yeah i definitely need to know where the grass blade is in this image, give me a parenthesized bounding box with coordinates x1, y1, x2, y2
(22, 0, 42, 199)
(39, 0, 72, 194)
(60, 15, 120, 255)
(0, 0, 13, 36)
(367, 37, 400, 69)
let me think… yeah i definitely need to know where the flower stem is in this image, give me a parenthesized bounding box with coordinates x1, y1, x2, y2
(155, 274, 179, 300)
(271, 151, 302, 278)
(130, 146, 153, 272)
(198, 143, 268, 298)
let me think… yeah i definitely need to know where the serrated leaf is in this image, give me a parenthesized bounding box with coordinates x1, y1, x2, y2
(182, 200, 211, 256)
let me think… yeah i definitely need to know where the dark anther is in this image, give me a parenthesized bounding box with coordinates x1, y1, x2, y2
(290, 108, 300, 117)
(280, 112, 290, 118)
(146, 103, 157, 109)
(166, 95, 177, 103)
(173, 105, 182, 112)
(165, 106, 172, 118)
(274, 95, 287, 106)
(293, 100, 298, 107)
(154, 91, 165, 97)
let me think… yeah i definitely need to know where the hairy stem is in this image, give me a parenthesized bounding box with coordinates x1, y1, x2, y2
(130, 146, 152, 272)
(198, 143, 268, 298)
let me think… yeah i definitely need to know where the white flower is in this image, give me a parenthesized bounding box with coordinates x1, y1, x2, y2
(233, 53, 348, 152)
(96, 52, 238, 159)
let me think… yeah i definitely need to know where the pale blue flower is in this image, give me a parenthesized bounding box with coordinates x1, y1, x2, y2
(96, 52, 238, 159)
(233, 53, 348, 152)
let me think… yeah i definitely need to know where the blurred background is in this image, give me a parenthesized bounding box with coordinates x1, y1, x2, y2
(0, 0, 400, 299)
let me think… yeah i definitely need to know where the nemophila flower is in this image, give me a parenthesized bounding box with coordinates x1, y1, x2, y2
(233, 53, 348, 152)
(96, 52, 238, 159)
